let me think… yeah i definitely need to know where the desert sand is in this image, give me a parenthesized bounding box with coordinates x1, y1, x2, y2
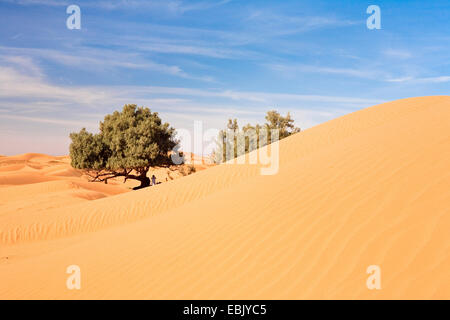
(0, 96, 449, 299)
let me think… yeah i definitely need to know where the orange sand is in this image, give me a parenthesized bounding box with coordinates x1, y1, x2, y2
(0, 96, 449, 299)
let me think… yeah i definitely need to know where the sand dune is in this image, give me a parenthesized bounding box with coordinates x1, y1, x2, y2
(0, 96, 449, 299)
(0, 151, 210, 237)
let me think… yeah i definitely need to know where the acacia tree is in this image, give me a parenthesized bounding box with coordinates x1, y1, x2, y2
(69, 104, 177, 189)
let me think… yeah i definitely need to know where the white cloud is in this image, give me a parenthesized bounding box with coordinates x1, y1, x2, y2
(244, 9, 359, 37)
(386, 75, 450, 83)
(3, 0, 68, 6)
(386, 76, 414, 83)
(131, 42, 243, 59)
(6, 0, 232, 14)
(383, 49, 413, 59)
(417, 76, 450, 83)
(0, 58, 381, 118)
(0, 114, 98, 128)
(0, 46, 215, 82)
(0, 65, 111, 106)
(0, 56, 383, 154)
(268, 63, 386, 80)
(122, 86, 383, 105)
(0, 55, 43, 77)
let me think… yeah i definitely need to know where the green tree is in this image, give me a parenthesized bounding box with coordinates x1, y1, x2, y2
(70, 104, 177, 189)
(213, 110, 300, 163)
(214, 118, 239, 163)
(265, 110, 301, 143)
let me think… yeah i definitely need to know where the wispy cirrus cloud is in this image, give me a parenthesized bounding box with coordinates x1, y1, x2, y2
(386, 76, 450, 83)
(0, 57, 381, 118)
(124, 41, 249, 59)
(4, 0, 232, 13)
(383, 49, 413, 60)
(243, 9, 359, 37)
(385, 76, 414, 83)
(0, 46, 215, 82)
(268, 63, 388, 80)
(88, 0, 232, 13)
(0, 55, 43, 77)
(2, 0, 68, 6)
(0, 113, 98, 128)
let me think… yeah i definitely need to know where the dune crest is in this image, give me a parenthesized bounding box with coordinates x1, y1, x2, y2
(0, 96, 449, 299)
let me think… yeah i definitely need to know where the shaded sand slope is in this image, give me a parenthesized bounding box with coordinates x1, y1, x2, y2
(1, 96, 450, 299)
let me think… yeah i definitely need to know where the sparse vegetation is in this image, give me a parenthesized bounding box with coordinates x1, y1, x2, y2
(183, 165, 197, 176)
(213, 110, 300, 163)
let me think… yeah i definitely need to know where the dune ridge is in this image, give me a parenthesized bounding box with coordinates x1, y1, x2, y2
(0, 96, 449, 299)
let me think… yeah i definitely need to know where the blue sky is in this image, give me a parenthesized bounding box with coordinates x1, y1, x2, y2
(0, 0, 449, 155)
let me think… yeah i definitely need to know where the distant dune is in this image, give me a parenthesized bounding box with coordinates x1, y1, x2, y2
(0, 96, 449, 299)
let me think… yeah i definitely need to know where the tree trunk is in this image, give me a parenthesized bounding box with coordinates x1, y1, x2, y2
(133, 176, 150, 190)
(140, 176, 150, 188)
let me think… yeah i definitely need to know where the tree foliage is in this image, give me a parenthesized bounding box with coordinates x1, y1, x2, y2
(70, 104, 177, 188)
(265, 110, 300, 140)
(214, 110, 300, 163)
